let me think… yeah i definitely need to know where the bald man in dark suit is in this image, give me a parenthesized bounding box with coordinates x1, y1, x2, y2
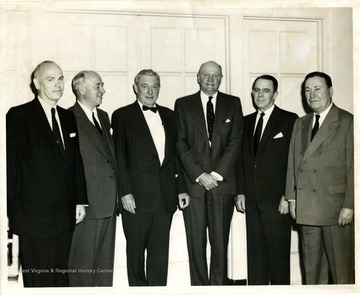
(6, 61, 87, 287)
(175, 61, 243, 285)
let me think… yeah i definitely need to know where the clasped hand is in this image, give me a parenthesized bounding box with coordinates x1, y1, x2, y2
(198, 173, 219, 190)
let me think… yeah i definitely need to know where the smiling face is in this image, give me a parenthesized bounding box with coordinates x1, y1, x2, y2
(252, 78, 278, 112)
(82, 72, 105, 109)
(134, 74, 160, 107)
(197, 61, 222, 96)
(33, 62, 64, 106)
(304, 76, 333, 114)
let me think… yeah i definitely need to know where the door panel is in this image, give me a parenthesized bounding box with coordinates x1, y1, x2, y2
(243, 18, 321, 117)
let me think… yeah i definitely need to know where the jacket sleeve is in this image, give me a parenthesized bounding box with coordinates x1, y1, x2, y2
(6, 108, 26, 224)
(213, 97, 244, 180)
(111, 110, 133, 198)
(285, 118, 300, 201)
(175, 98, 206, 183)
(343, 117, 354, 210)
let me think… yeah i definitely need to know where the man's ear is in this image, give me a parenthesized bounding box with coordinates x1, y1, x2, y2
(33, 78, 40, 90)
(78, 84, 86, 95)
(329, 86, 333, 98)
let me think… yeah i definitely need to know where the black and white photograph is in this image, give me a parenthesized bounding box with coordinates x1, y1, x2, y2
(0, 0, 358, 294)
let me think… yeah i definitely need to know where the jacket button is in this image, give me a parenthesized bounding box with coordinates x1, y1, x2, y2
(313, 169, 317, 173)
(312, 189, 316, 192)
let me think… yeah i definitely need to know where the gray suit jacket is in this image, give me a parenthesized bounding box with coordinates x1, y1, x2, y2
(285, 104, 354, 225)
(69, 102, 118, 219)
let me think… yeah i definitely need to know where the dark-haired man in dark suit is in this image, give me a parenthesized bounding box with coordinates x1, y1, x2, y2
(6, 61, 87, 287)
(235, 75, 298, 285)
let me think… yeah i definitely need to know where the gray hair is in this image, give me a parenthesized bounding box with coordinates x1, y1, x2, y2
(134, 69, 161, 86)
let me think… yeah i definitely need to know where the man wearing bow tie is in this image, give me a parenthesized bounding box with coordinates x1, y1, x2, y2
(235, 75, 298, 285)
(175, 61, 243, 285)
(6, 61, 87, 287)
(111, 69, 189, 286)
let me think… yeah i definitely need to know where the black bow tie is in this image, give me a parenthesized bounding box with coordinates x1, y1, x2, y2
(143, 105, 157, 113)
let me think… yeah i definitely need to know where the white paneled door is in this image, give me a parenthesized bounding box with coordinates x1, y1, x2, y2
(242, 17, 321, 117)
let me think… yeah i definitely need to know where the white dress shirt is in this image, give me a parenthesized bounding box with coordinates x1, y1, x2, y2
(253, 104, 275, 140)
(38, 96, 65, 146)
(138, 101, 165, 164)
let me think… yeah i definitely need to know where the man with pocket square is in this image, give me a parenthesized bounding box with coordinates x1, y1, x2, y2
(175, 61, 243, 285)
(6, 61, 87, 287)
(235, 75, 298, 285)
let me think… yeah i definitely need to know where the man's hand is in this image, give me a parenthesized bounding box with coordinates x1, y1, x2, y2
(178, 193, 190, 209)
(75, 204, 86, 224)
(235, 194, 246, 213)
(278, 196, 289, 215)
(122, 194, 136, 214)
(198, 173, 218, 190)
(338, 208, 354, 226)
(288, 200, 296, 220)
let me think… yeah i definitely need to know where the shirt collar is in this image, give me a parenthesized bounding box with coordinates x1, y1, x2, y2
(78, 100, 98, 118)
(38, 95, 57, 112)
(314, 102, 333, 119)
(258, 104, 275, 117)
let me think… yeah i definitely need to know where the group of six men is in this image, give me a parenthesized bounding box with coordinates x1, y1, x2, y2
(6, 60, 354, 287)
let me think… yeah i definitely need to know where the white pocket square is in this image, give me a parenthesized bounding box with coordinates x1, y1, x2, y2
(225, 119, 231, 123)
(70, 132, 77, 138)
(110, 128, 113, 135)
(273, 132, 283, 139)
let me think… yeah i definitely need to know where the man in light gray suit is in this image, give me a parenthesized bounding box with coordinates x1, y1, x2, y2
(68, 71, 118, 286)
(285, 71, 354, 284)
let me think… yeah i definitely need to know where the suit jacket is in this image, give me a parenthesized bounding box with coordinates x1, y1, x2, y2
(111, 101, 184, 213)
(238, 106, 298, 212)
(69, 102, 118, 219)
(285, 104, 354, 225)
(7, 98, 87, 238)
(175, 91, 243, 198)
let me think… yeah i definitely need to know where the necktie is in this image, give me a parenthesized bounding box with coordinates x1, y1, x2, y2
(207, 96, 215, 141)
(253, 112, 265, 156)
(92, 112, 102, 135)
(143, 105, 157, 113)
(51, 107, 66, 159)
(311, 114, 320, 141)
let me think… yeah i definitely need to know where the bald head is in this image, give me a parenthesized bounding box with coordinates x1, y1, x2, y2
(197, 61, 223, 96)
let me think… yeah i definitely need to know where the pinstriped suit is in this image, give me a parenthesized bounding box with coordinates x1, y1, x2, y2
(112, 101, 183, 285)
(175, 91, 243, 285)
(67, 102, 118, 286)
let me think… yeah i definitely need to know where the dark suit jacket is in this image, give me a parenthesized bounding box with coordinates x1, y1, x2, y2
(7, 98, 87, 238)
(238, 106, 298, 212)
(285, 104, 354, 225)
(69, 102, 118, 219)
(175, 91, 243, 198)
(111, 101, 184, 213)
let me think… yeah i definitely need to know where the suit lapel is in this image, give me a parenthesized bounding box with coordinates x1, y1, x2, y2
(128, 102, 159, 157)
(189, 92, 209, 146)
(72, 103, 109, 158)
(247, 113, 257, 158)
(158, 107, 171, 167)
(259, 106, 281, 148)
(32, 98, 66, 160)
(303, 105, 340, 162)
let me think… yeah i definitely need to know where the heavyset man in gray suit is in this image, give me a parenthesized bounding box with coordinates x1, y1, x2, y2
(285, 71, 354, 284)
(68, 71, 118, 286)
